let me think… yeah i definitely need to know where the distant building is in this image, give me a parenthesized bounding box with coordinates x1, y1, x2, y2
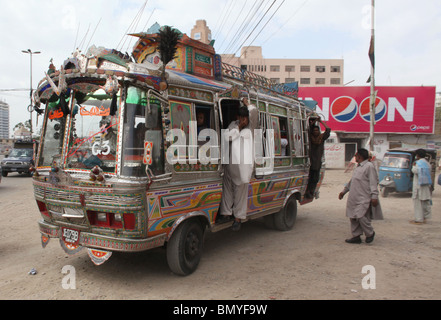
(0, 100, 10, 139)
(190, 20, 212, 45)
(221, 46, 344, 87)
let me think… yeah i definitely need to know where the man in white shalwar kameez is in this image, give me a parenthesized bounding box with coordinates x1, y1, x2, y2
(218, 99, 258, 231)
(410, 149, 432, 224)
(339, 148, 383, 244)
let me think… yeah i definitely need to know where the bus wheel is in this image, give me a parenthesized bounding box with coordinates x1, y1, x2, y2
(166, 219, 204, 276)
(273, 196, 297, 231)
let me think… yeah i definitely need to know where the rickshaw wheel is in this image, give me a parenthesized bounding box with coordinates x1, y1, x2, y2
(273, 196, 298, 231)
(166, 219, 204, 276)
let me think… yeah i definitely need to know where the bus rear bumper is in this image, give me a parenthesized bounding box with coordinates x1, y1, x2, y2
(38, 220, 167, 264)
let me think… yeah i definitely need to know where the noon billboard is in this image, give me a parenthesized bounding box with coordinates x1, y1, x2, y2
(298, 86, 436, 134)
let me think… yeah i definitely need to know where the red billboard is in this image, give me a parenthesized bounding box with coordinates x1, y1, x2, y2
(298, 86, 436, 134)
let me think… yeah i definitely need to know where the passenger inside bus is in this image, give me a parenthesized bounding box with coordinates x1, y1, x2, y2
(196, 110, 208, 134)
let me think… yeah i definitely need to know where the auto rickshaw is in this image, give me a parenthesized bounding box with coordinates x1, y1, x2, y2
(379, 148, 436, 197)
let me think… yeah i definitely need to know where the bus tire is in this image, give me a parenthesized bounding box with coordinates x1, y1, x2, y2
(273, 196, 297, 231)
(166, 219, 204, 276)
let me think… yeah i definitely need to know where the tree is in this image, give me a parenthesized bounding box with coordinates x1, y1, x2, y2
(13, 120, 31, 132)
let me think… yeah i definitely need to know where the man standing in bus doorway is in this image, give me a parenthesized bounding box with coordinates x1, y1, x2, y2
(217, 98, 258, 231)
(410, 149, 432, 225)
(339, 148, 383, 244)
(305, 117, 331, 199)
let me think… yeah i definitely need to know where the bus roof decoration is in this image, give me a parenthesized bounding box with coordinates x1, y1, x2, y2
(157, 26, 182, 90)
(130, 24, 220, 81)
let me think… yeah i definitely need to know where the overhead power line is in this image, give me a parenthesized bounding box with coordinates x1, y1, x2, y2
(228, 0, 277, 60)
(241, 0, 286, 57)
(220, 0, 265, 55)
(259, 0, 309, 46)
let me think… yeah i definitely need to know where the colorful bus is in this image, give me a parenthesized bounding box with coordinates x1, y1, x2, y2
(32, 26, 325, 275)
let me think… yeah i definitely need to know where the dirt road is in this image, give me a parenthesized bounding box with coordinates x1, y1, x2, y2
(0, 169, 440, 300)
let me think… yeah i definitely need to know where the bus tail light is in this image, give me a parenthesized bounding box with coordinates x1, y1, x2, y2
(87, 211, 135, 230)
(36, 200, 50, 218)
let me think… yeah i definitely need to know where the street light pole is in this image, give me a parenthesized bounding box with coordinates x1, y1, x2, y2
(22, 49, 41, 138)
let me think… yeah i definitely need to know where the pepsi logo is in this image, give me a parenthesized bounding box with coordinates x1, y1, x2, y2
(410, 124, 417, 131)
(330, 96, 358, 122)
(359, 97, 387, 122)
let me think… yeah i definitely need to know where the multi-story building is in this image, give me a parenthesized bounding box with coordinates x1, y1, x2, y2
(221, 46, 344, 86)
(0, 99, 10, 139)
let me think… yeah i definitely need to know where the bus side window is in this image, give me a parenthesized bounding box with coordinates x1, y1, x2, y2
(270, 115, 289, 157)
(168, 100, 192, 163)
(292, 116, 304, 158)
(145, 102, 164, 175)
(194, 104, 219, 165)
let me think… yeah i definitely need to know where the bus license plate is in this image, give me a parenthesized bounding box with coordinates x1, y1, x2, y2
(62, 228, 80, 245)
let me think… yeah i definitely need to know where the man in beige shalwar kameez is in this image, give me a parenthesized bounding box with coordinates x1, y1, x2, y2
(339, 148, 383, 244)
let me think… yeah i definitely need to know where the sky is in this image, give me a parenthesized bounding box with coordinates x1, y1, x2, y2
(0, 0, 440, 137)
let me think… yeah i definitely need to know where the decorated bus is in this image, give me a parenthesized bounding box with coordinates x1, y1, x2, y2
(32, 25, 325, 275)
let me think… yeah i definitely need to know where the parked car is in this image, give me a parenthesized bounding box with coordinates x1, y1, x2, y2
(0, 140, 36, 177)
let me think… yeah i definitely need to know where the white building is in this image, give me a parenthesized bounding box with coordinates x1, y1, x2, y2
(0, 99, 10, 139)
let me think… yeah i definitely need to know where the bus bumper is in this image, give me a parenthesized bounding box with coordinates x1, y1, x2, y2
(38, 220, 167, 265)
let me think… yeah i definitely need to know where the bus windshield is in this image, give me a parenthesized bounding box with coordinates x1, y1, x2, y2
(65, 89, 120, 173)
(38, 96, 69, 167)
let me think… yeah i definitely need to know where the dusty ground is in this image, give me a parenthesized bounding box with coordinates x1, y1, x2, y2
(0, 168, 440, 300)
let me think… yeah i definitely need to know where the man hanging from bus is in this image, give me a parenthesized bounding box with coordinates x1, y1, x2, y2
(305, 116, 331, 199)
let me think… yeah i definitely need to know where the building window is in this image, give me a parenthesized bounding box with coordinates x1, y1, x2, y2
(240, 65, 247, 71)
(270, 78, 280, 84)
(285, 65, 295, 72)
(270, 65, 280, 72)
(330, 78, 341, 85)
(316, 66, 326, 73)
(300, 78, 310, 85)
(331, 66, 341, 73)
(285, 78, 296, 83)
(315, 78, 325, 85)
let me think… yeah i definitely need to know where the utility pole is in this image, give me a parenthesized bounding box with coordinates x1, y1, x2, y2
(369, 0, 376, 152)
(22, 49, 41, 138)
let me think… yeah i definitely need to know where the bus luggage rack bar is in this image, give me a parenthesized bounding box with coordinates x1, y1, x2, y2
(221, 62, 298, 98)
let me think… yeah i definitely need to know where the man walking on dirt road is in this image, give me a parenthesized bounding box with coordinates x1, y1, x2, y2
(338, 148, 384, 244)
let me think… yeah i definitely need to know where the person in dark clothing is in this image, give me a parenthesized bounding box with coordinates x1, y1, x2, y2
(305, 117, 331, 199)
